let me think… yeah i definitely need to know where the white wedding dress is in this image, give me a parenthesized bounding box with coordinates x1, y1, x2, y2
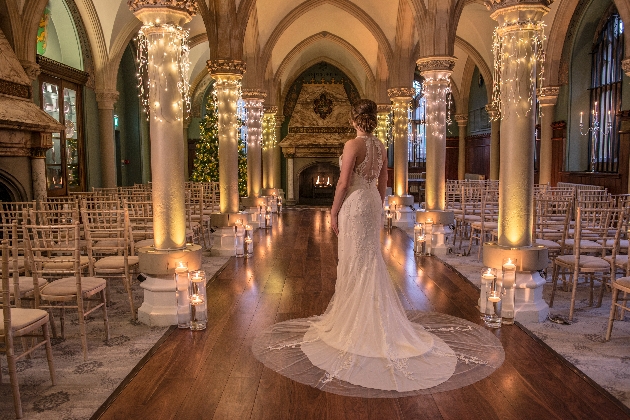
(252, 135, 504, 397)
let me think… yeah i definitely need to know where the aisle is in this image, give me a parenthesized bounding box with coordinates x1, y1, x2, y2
(96, 209, 629, 420)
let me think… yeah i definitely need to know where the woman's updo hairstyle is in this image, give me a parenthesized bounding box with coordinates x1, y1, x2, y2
(351, 99, 378, 133)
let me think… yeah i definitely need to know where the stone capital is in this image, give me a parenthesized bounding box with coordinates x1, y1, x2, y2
(622, 59, 630, 77)
(207, 59, 246, 77)
(454, 114, 469, 126)
(241, 89, 267, 101)
(377, 104, 392, 113)
(485, 104, 500, 119)
(274, 115, 285, 124)
(95, 90, 119, 109)
(537, 86, 560, 107)
(19, 60, 41, 81)
(387, 87, 415, 101)
(128, 0, 197, 15)
(30, 147, 49, 159)
(416, 56, 456, 73)
(484, 0, 553, 13)
(263, 106, 278, 115)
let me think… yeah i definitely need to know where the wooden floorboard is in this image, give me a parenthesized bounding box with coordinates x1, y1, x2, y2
(97, 209, 630, 420)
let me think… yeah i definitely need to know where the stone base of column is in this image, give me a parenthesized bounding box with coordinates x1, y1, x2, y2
(387, 194, 414, 207)
(483, 243, 549, 323)
(138, 275, 177, 327)
(136, 244, 202, 326)
(240, 196, 259, 208)
(243, 207, 263, 229)
(392, 207, 415, 229)
(262, 188, 284, 199)
(210, 226, 246, 257)
(416, 211, 455, 256)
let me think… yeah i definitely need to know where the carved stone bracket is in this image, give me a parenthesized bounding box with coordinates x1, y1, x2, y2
(387, 87, 415, 100)
(19, 60, 41, 82)
(416, 57, 456, 73)
(127, 0, 197, 15)
(95, 90, 120, 110)
(377, 104, 392, 113)
(484, 0, 554, 13)
(241, 89, 267, 101)
(207, 59, 246, 76)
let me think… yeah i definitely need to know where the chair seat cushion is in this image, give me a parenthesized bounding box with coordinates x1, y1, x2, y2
(0, 308, 48, 333)
(0, 277, 47, 295)
(599, 239, 629, 248)
(604, 255, 628, 268)
(94, 255, 139, 269)
(40, 276, 106, 297)
(556, 255, 611, 269)
(471, 221, 498, 229)
(43, 255, 92, 270)
(614, 276, 630, 290)
(135, 239, 154, 248)
(563, 239, 602, 249)
(534, 239, 561, 249)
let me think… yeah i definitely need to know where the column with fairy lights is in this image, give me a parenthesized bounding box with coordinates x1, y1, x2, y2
(486, 104, 500, 180)
(241, 89, 266, 200)
(455, 115, 468, 180)
(272, 114, 285, 194)
(415, 58, 456, 255)
(130, 0, 201, 326)
(207, 60, 246, 214)
(537, 86, 559, 185)
(261, 106, 277, 191)
(482, 0, 551, 323)
(376, 104, 392, 146)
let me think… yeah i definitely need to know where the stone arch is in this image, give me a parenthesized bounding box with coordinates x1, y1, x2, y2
(0, 168, 28, 202)
(259, 0, 395, 81)
(274, 32, 375, 96)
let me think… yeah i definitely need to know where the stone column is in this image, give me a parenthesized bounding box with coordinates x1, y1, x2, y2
(486, 104, 500, 180)
(387, 88, 414, 199)
(376, 104, 391, 145)
(95, 90, 119, 188)
(130, 1, 202, 326)
(30, 146, 48, 201)
(417, 58, 456, 211)
(272, 114, 284, 190)
(482, 0, 552, 323)
(455, 115, 468, 180)
(183, 120, 190, 180)
(207, 59, 246, 214)
(286, 153, 295, 204)
(262, 106, 277, 190)
(537, 86, 560, 185)
(242, 89, 266, 198)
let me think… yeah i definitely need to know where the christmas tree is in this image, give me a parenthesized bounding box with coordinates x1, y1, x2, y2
(191, 94, 248, 198)
(190, 96, 219, 183)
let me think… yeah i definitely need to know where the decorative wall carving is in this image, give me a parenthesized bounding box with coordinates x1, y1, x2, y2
(416, 57, 456, 73)
(484, 0, 554, 12)
(264, 106, 278, 114)
(207, 59, 246, 76)
(37, 55, 90, 85)
(289, 127, 355, 134)
(387, 87, 415, 99)
(127, 0, 198, 15)
(313, 93, 333, 119)
(0, 80, 30, 99)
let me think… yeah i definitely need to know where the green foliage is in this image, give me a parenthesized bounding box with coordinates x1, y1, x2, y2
(190, 95, 248, 198)
(190, 97, 219, 183)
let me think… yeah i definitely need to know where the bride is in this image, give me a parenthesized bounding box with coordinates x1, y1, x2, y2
(252, 100, 503, 397)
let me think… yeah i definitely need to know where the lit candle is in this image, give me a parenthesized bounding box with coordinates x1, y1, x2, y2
(488, 293, 501, 303)
(580, 111, 583, 124)
(190, 294, 204, 305)
(503, 258, 516, 289)
(481, 268, 495, 283)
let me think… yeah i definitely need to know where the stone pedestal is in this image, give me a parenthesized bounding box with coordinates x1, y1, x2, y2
(416, 210, 455, 255)
(387, 195, 415, 228)
(136, 244, 202, 327)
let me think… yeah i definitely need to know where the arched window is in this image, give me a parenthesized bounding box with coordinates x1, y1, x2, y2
(590, 11, 624, 172)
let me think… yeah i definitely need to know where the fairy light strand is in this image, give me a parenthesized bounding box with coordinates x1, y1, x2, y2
(491, 19, 546, 121)
(136, 23, 191, 122)
(422, 76, 452, 141)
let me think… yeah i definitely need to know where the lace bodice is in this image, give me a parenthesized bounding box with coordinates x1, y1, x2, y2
(340, 135, 383, 186)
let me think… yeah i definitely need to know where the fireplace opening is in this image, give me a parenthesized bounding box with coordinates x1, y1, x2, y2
(298, 162, 340, 205)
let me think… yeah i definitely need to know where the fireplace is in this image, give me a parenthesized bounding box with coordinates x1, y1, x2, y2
(298, 162, 340, 205)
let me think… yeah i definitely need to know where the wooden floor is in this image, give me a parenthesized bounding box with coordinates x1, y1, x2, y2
(97, 209, 629, 420)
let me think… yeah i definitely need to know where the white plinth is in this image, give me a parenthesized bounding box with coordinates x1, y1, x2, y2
(210, 226, 244, 257)
(514, 271, 549, 323)
(392, 207, 415, 229)
(429, 224, 452, 256)
(137, 275, 177, 327)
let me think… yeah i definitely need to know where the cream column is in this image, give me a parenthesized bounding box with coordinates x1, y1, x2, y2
(95, 90, 119, 189)
(272, 114, 284, 190)
(455, 115, 468, 180)
(417, 58, 456, 211)
(286, 153, 295, 204)
(262, 106, 277, 190)
(242, 89, 266, 198)
(486, 104, 500, 180)
(30, 146, 48, 201)
(131, 1, 202, 327)
(387, 88, 414, 199)
(537, 86, 560, 185)
(207, 60, 246, 214)
(376, 104, 392, 145)
(482, 0, 551, 323)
